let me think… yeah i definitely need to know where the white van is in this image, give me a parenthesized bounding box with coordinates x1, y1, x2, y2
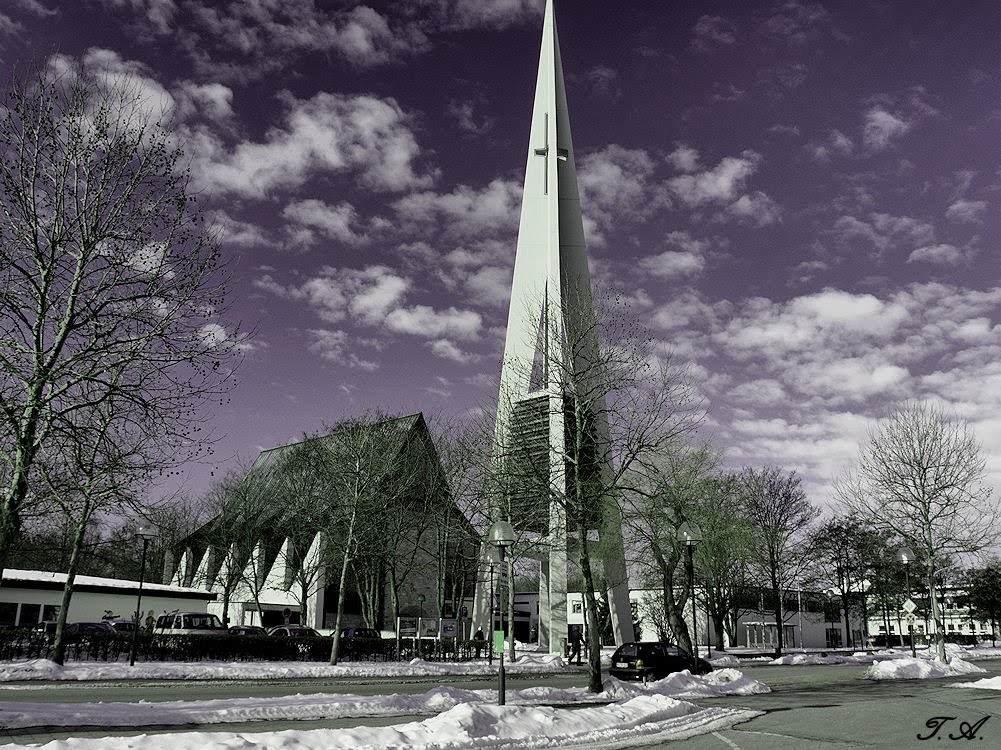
(154, 612, 227, 636)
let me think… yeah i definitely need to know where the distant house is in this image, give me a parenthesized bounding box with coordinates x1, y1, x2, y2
(0, 569, 214, 627)
(168, 413, 477, 632)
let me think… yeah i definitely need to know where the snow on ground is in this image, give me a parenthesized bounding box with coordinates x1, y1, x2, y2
(769, 644, 1001, 666)
(0, 696, 762, 750)
(863, 657, 986, 680)
(0, 670, 770, 731)
(0, 653, 567, 683)
(952, 676, 1001, 690)
(707, 654, 740, 667)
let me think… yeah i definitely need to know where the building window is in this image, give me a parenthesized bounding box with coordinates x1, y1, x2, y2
(17, 603, 40, 626)
(0, 603, 16, 627)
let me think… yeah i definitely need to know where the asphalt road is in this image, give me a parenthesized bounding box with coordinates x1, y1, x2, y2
(0, 661, 999, 748)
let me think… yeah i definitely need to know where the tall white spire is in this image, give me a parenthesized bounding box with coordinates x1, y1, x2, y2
(473, 0, 633, 652)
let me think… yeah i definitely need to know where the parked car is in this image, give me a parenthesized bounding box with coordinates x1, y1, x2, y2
(608, 642, 712, 682)
(108, 620, 137, 633)
(267, 625, 321, 638)
(228, 625, 267, 636)
(339, 627, 381, 640)
(65, 621, 117, 635)
(154, 612, 227, 636)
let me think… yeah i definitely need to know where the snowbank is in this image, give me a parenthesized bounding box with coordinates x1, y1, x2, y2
(2, 695, 761, 750)
(952, 676, 1001, 690)
(0, 655, 570, 683)
(0, 670, 770, 731)
(863, 656, 986, 680)
(708, 654, 740, 667)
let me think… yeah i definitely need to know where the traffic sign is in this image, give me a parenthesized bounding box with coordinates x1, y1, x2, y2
(902, 598, 917, 614)
(905, 613, 917, 625)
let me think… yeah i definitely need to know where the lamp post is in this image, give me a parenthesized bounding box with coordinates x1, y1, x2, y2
(488, 520, 515, 706)
(129, 525, 157, 667)
(677, 521, 702, 672)
(897, 546, 916, 658)
(483, 546, 500, 667)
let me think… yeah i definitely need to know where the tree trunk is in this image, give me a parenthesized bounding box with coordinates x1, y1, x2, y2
(329, 507, 357, 665)
(842, 598, 853, 650)
(770, 570, 784, 656)
(713, 614, 726, 651)
(51, 509, 93, 665)
(927, 564, 947, 662)
(577, 526, 603, 693)
(507, 556, 516, 660)
(664, 574, 692, 654)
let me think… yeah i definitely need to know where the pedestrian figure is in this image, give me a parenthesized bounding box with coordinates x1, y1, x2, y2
(473, 628, 484, 658)
(568, 626, 583, 665)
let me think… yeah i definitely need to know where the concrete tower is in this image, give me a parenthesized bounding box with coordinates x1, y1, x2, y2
(473, 0, 632, 653)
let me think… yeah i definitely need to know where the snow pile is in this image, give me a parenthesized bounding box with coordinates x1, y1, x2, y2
(3, 695, 761, 750)
(863, 656, 986, 680)
(604, 669, 770, 700)
(708, 654, 740, 667)
(952, 676, 1001, 690)
(0, 656, 570, 683)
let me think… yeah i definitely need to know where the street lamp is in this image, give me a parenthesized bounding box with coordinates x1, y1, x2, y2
(677, 521, 702, 671)
(129, 524, 157, 667)
(487, 520, 515, 706)
(897, 546, 916, 658)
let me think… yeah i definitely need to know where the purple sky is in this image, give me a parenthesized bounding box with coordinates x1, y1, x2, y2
(6, 0, 1000, 509)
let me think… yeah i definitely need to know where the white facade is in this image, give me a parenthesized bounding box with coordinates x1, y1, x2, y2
(0, 569, 215, 627)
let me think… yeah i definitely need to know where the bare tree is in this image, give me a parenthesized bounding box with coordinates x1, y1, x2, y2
(0, 64, 239, 576)
(741, 466, 818, 656)
(837, 401, 997, 662)
(622, 440, 718, 657)
(695, 473, 755, 651)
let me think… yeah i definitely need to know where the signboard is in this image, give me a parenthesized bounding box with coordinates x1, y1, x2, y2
(460, 606, 468, 618)
(398, 617, 417, 638)
(419, 617, 439, 638)
(493, 629, 505, 654)
(441, 619, 459, 638)
(902, 598, 917, 614)
(905, 613, 917, 625)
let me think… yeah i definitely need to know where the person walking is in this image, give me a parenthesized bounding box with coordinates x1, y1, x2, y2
(568, 626, 583, 665)
(473, 628, 484, 659)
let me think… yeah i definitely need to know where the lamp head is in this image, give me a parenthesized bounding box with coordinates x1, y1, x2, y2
(896, 546, 915, 565)
(488, 520, 516, 550)
(135, 524, 157, 541)
(677, 521, 702, 546)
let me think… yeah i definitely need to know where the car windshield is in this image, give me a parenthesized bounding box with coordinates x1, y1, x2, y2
(180, 614, 223, 629)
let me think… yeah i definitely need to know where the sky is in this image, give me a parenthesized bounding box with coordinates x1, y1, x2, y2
(3, 0, 999, 512)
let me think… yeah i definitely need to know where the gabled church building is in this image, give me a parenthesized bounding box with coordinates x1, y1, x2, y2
(168, 413, 478, 633)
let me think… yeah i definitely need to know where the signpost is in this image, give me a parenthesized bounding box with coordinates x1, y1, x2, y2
(902, 600, 917, 657)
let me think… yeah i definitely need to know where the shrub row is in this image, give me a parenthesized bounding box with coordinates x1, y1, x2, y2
(0, 629, 494, 663)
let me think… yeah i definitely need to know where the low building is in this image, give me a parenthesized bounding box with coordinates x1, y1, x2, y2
(868, 585, 995, 644)
(0, 568, 215, 627)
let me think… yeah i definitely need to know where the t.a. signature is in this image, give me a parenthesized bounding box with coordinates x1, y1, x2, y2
(917, 715, 990, 741)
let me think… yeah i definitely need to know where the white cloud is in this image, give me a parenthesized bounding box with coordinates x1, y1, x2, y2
(429, 339, 481, 363)
(414, 0, 542, 31)
(721, 191, 782, 226)
(862, 106, 911, 151)
(465, 266, 512, 307)
(209, 211, 272, 248)
(385, 305, 482, 339)
(907, 244, 964, 265)
(188, 92, 433, 198)
(174, 81, 235, 123)
(394, 179, 520, 239)
(833, 212, 935, 254)
(691, 15, 737, 52)
(639, 251, 705, 279)
(306, 329, 377, 370)
(282, 199, 368, 247)
(668, 151, 761, 207)
(946, 199, 987, 224)
(667, 144, 700, 173)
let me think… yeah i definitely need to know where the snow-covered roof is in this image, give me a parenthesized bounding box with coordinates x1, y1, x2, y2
(2, 569, 214, 598)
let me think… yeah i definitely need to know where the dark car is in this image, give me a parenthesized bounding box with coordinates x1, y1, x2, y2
(608, 642, 712, 682)
(267, 625, 321, 638)
(229, 625, 267, 636)
(108, 620, 137, 633)
(65, 621, 117, 635)
(340, 627, 380, 640)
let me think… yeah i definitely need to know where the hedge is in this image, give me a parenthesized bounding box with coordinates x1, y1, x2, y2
(0, 629, 495, 664)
